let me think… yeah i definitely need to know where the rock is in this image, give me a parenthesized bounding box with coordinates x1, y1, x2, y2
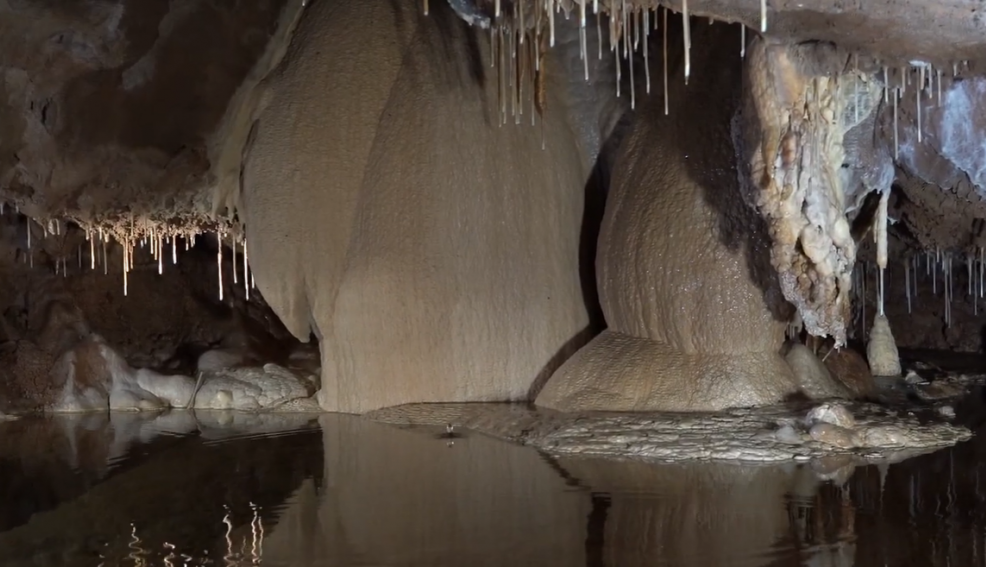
(855, 426, 911, 447)
(821, 347, 876, 397)
(805, 403, 856, 430)
(784, 343, 851, 399)
(775, 424, 803, 444)
(904, 370, 928, 385)
(938, 405, 956, 418)
(197, 349, 245, 372)
(809, 423, 858, 448)
(867, 315, 902, 376)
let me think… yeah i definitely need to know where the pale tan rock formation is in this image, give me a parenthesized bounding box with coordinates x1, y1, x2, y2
(785, 343, 851, 400)
(535, 23, 807, 412)
(239, 0, 610, 413)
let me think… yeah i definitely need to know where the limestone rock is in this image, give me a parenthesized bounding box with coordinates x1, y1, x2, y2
(240, 0, 602, 412)
(809, 423, 858, 448)
(806, 403, 856, 430)
(867, 315, 902, 376)
(536, 23, 799, 412)
(784, 343, 851, 400)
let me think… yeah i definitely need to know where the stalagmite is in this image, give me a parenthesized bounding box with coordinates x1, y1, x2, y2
(682, 0, 690, 84)
(867, 190, 901, 376)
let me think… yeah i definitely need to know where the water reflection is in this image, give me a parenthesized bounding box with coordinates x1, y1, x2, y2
(0, 407, 984, 566)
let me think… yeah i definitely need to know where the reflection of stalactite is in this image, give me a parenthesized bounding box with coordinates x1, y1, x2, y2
(220, 504, 267, 566)
(585, 492, 611, 565)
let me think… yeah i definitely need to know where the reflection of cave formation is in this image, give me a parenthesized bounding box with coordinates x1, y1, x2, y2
(2, 0, 986, 415)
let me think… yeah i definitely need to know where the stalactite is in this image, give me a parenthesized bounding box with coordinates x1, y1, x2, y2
(682, 0, 690, 84)
(893, 87, 899, 160)
(244, 237, 250, 301)
(549, 0, 555, 47)
(217, 232, 224, 301)
(629, 20, 636, 109)
(232, 234, 238, 284)
(876, 190, 889, 316)
(123, 239, 129, 297)
(905, 260, 911, 313)
(760, 0, 767, 32)
(916, 71, 922, 143)
(740, 24, 745, 58)
(662, 7, 668, 115)
(644, 9, 650, 94)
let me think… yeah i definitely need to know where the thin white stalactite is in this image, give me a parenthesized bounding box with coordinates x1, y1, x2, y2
(760, 0, 767, 32)
(549, 0, 555, 46)
(173, 237, 177, 265)
(883, 66, 888, 103)
(90, 231, 95, 270)
(905, 260, 911, 313)
(103, 240, 108, 275)
(232, 234, 238, 285)
(663, 7, 668, 115)
(158, 233, 163, 275)
(629, 22, 635, 109)
(916, 73, 922, 143)
(682, 0, 690, 84)
(217, 233, 224, 302)
(244, 237, 250, 301)
(893, 88, 899, 159)
(123, 239, 129, 297)
(644, 9, 650, 93)
(937, 68, 942, 105)
(740, 24, 745, 58)
(597, 9, 602, 60)
(876, 190, 889, 316)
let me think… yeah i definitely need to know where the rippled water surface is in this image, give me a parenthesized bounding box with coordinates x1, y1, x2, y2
(1, 397, 985, 567)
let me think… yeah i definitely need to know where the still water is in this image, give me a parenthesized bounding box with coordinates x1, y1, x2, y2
(0, 401, 984, 567)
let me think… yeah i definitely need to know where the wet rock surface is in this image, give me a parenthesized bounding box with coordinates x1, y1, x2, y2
(367, 395, 973, 465)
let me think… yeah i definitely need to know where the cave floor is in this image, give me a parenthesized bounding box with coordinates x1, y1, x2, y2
(0, 396, 985, 566)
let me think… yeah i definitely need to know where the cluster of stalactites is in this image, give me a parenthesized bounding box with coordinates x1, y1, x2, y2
(440, 0, 769, 131)
(0, 203, 254, 303)
(853, 246, 986, 338)
(882, 60, 971, 161)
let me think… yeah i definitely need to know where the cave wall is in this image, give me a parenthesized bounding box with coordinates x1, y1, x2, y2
(0, 0, 285, 224)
